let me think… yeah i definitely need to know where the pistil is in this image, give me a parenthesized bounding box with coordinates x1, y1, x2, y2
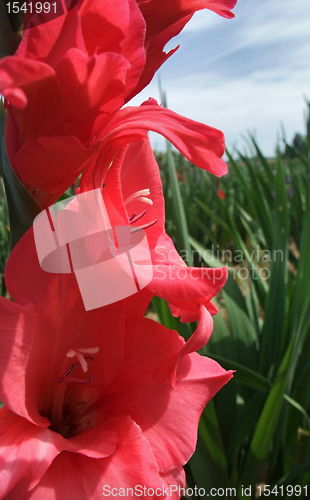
(129, 210, 147, 224)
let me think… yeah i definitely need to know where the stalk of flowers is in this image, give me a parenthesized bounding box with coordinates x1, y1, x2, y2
(0, 2, 236, 497)
(0, 135, 231, 498)
(0, 0, 236, 208)
(0, 227, 233, 499)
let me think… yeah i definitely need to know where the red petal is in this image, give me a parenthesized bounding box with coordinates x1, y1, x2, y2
(54, 49, 129, 131)
(103, 138, 165, 250)
(88, 101, 227, 189)
(14, 136, 93, 195)
(6, 418, 164, 500)
(105, 318, 233, 472)
(0, 58, 63, 147)
(121, 0, 147, 99)
(150, 233, 227, 302)
(0, 407, 62, 497)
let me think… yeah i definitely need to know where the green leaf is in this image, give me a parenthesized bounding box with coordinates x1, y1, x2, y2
(189, 236, 225, 268)
(274, 459, 310, 486)
(205, 352, 271, 392)
(187, 401, 228, 492)
(283, 394, 310, 428)
(239, 340, 294, 490)
(238, 152, 274, 249)
(259, 152, 289, 375)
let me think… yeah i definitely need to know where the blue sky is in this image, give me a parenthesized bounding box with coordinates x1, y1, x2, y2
(130, 0, 310, 157)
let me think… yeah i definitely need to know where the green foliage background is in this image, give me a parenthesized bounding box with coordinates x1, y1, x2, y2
(152, 98, 310, 498)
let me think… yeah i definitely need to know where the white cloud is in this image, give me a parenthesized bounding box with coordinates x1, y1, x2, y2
(130, 0, 310, 158)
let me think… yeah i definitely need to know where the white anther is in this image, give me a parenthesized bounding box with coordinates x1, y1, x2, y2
(124, 189, 153, 206)
(66, 347, 99, 373)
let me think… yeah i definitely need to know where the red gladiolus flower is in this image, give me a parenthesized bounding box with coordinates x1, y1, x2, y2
(0, 0, 235, 207)
(0, 0, 146, 207)
(20, 0, 237, 101)
(79, 137, 227, 323)
(217, 189, 225, 199)
(0, 229, 233, 498)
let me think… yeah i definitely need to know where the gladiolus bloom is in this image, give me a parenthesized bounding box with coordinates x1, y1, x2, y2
(0, 228, 233, 498)
(79, 137, 227, 323)
(0, 0, 235, 207)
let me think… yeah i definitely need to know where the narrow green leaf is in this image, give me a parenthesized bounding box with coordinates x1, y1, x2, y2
(194, 198, 231, 234)
(250, 135, 274, 185)
(239, 340, 294, 490)
(259, 152, 289, 375)
(189, 236, 225, 268)
(205, 352, 271, 392)
(187, 401, 228, 492)
(274, 459, 310, 486)
(239, 152, 274, 249)
(283, 394, 310, 427)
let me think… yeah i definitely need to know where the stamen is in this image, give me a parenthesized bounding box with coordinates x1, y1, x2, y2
(137, 197, 153, 206)
(130, 219, 158, 233)
(129, 212, 137, 222)
(124, 189, 153, 206)
(57, 363, 77, 383)
(76, 352, 88, 373)
(129, 210, 147, 224)
(66, 347, 99, 373)
(74, 348, 99, 355)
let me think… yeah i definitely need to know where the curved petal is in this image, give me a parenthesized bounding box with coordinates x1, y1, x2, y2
(19, 13, 65, 59)
(5, 417, 164, 500)
(168, 297, 219, 322)
(79, 0, 131, 56)
(80, 0, 146, 99)
(54, 49, 130, 127)
(171, 306, 215, 387)
(0, 407, 62, 497)
(0, 299, 45, 425)
(161, 467, 186, 500)
(88, 100, 227, 189)
(175, 305, 213, 362)
(150, 233, 227, 303)
(0, 58, 63, 146)
(121, 0, 147, 99)
(104, 318, 233, 472)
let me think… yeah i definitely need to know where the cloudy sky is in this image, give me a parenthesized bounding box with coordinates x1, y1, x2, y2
(131, 0, 310, 157)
